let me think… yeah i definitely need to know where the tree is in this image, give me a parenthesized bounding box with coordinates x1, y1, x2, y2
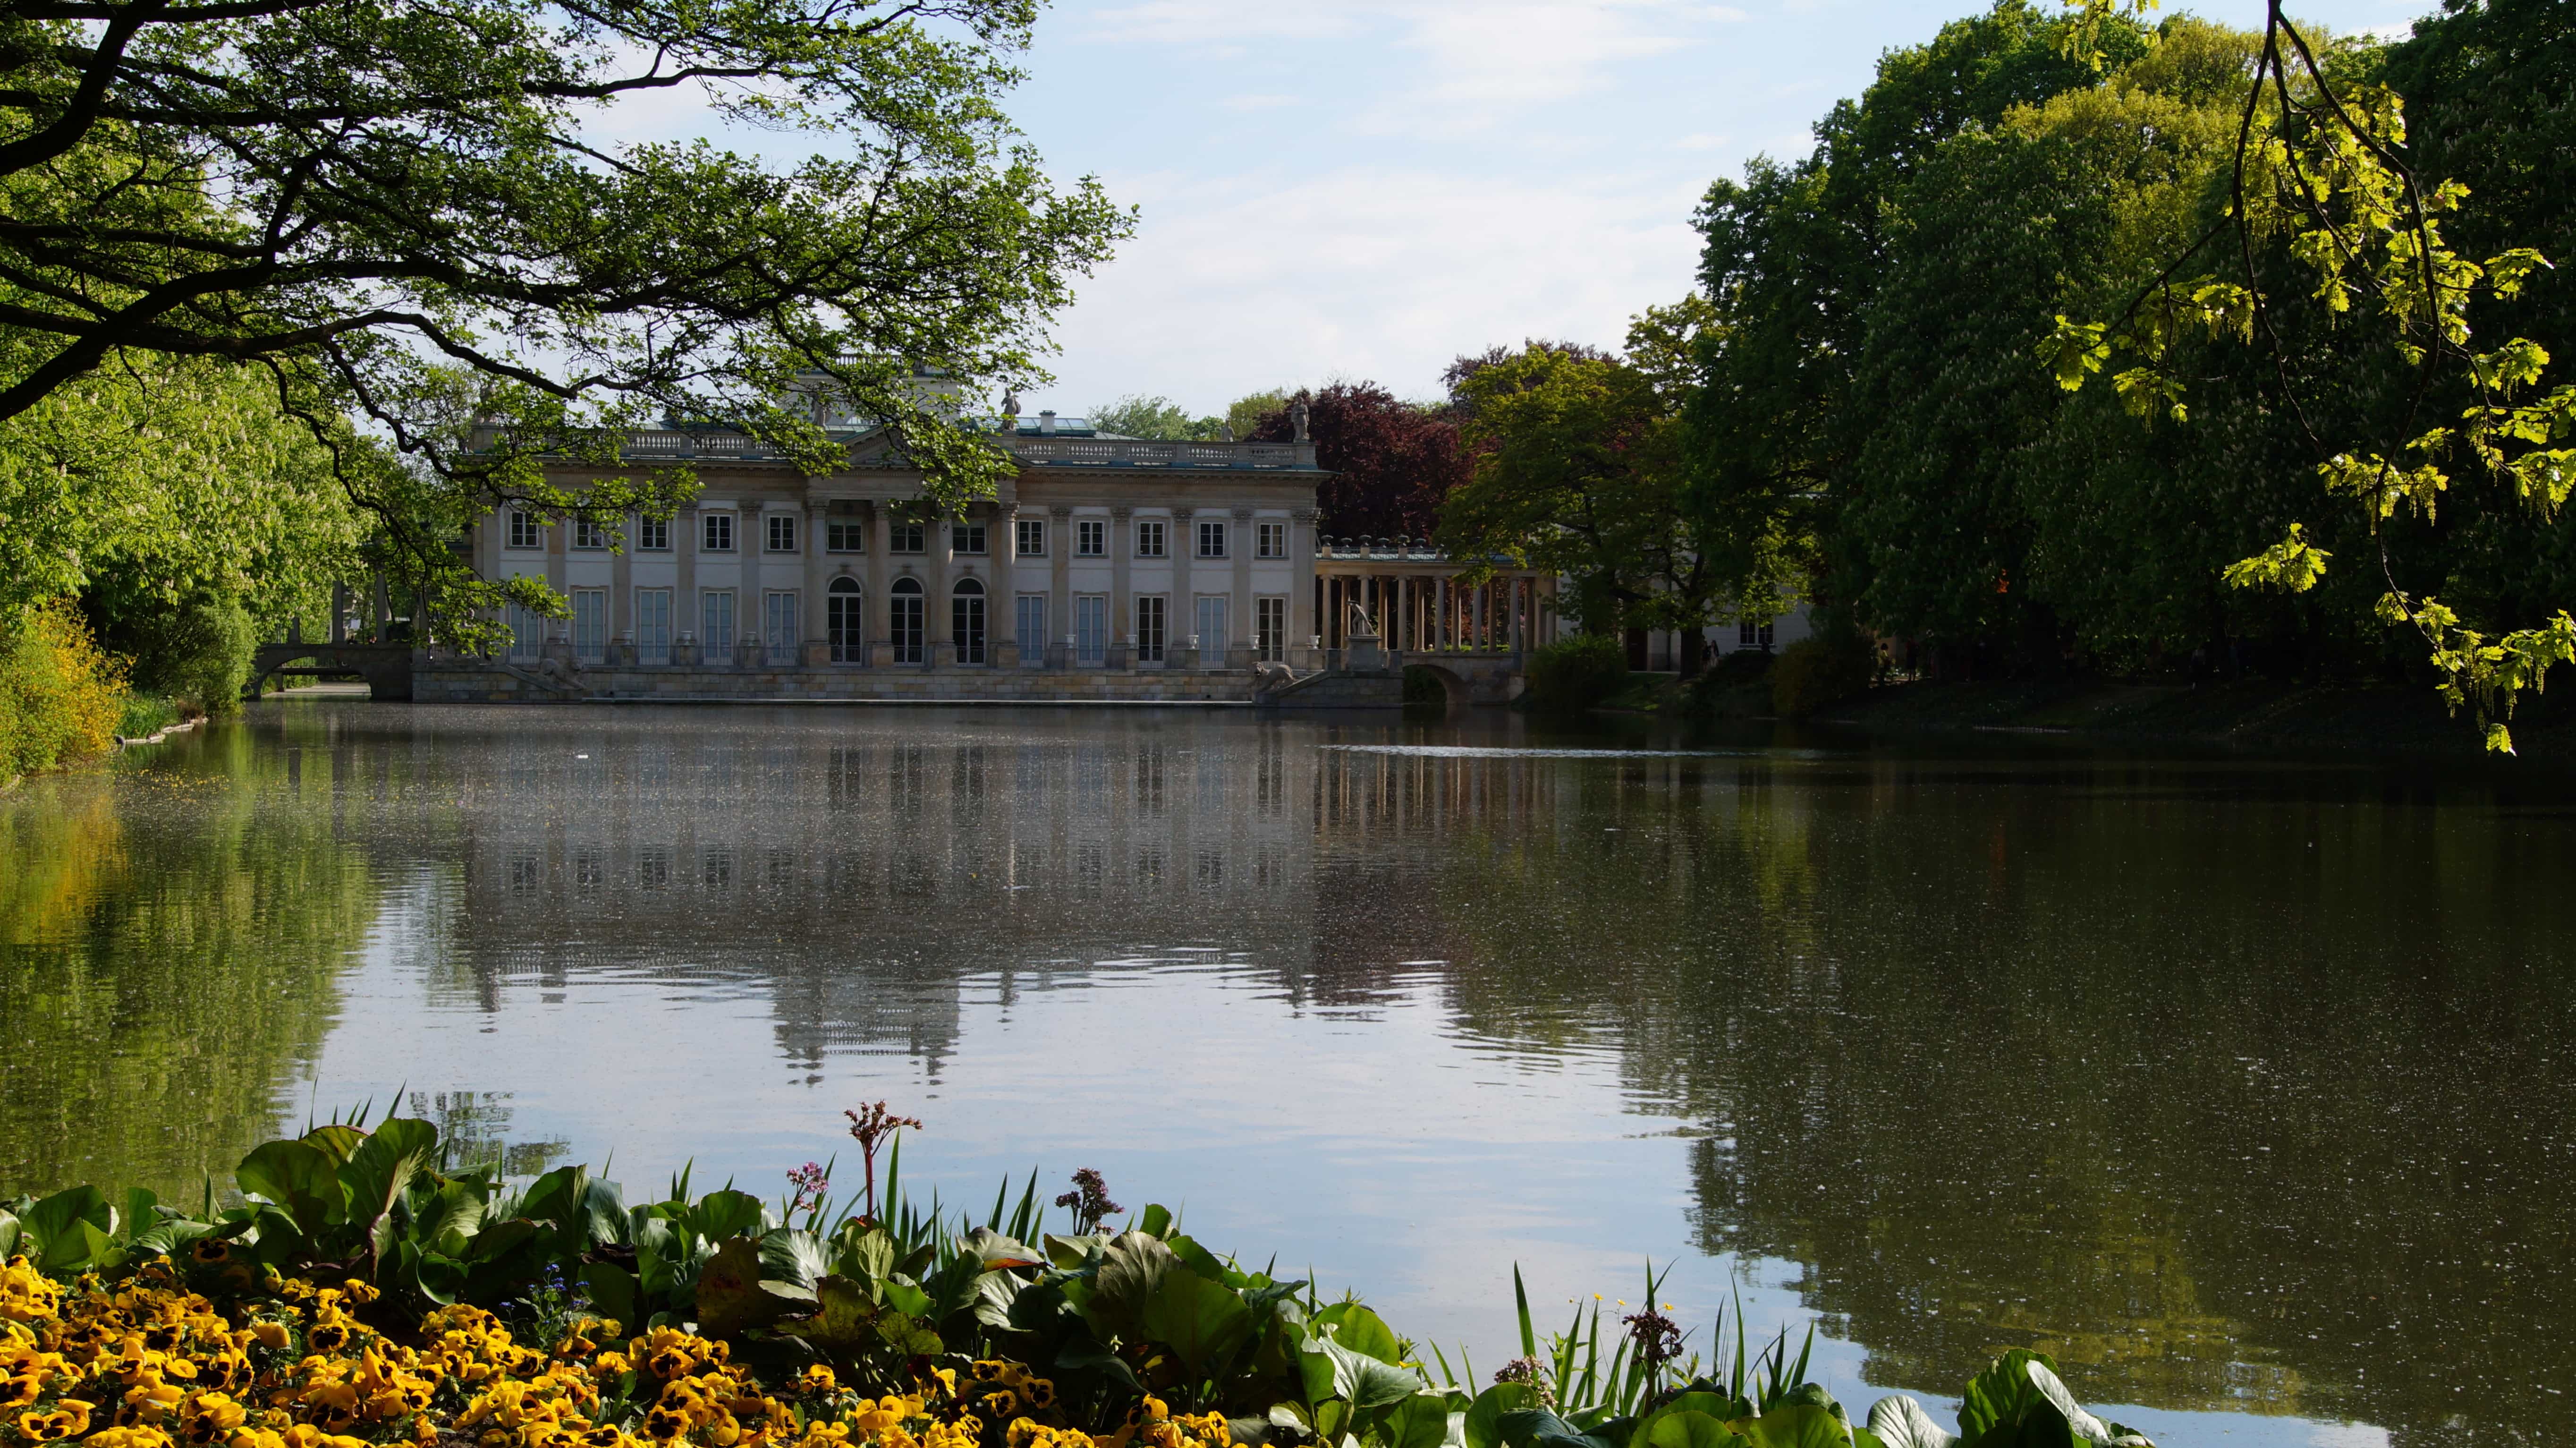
(1247, 383, 1467, 540)
(0, 0, 1128, 630)
(1436, 338, 1730, 665)
(1680, 0, 2149, 644)
(1087, 394, 1220, 440)
(2044, 0, 2576, 748)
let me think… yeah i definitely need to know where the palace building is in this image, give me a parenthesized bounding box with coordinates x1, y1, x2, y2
(427, 402, 1562, 705)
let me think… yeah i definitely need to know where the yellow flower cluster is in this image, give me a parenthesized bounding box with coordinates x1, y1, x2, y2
(1, 1261, 1227, 1448)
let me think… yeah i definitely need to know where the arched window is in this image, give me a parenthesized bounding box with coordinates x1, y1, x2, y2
(890, 576, 925, 665)
(827, 576, 864, 664)
(952, 577, 987, 665)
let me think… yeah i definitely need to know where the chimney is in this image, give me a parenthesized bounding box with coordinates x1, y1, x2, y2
(1039, 409, 1057, 435)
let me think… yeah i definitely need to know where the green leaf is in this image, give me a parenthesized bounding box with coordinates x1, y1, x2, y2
(1862, 1398, 1956, 1448)
(1139, 1203, 1174, 1238)
(518, 1165, 590, 1228)
(1082, 1229, 1180, 1341)
(1383, 1393, 1464, 1448)
(415, 1180, 486, 1256)
(1305, 1328, 1421, 1412)
(26, 1186, 114, 1271)
(337, 1117, 439, 1261)
(583, 1260, 640, 1331)
(0, 1207, 20, 1260)
(237, 1140, 347, 1233)
(1465, 1384, 1540, 1448)
(1644, 1411, 1747, 1448)
(2026, 1361, 2151, 1447)
(1959, 1351, 2056, 1439)
(1724, 1406, 1852, 1448)
(760, 1227, 830, 1290)
(1140, 1266, 1256, 1378)
(695, 1236, 813, 1339)
(1314, 1302, 1404, 1364)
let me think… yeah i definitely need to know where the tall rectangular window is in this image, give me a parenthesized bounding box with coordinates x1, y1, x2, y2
(1257, 521, 1286, 559)
(637, 515, 671, 551)
(890, 521, 926, 553)
(1135, 595, 1166, 663)
(636, 588, 672, 663)
(1737, 619, 1774, 648)
(826, 516, 865, 553)
(1016, 518, 1045, 556)
(766, 513, 797, 553)
(571, 589, 607, 660)
(507, 511, 541, 550)
(505, 603, 543, 661)
(1197, 520, 1225, 558)
(1257, 596, 1286, 661)
(572, 518, 609, 551)
(955, 522, 988, 556)
(1015, 596, 1046, 659)
(1077, 519, 1104, 556)
(764, 591, 798, 664)
(702, 512, 735, 553)
(701, 589, 736, 652)
(1135, 520, 1166, 558)
(1075, 596, 1107, 665)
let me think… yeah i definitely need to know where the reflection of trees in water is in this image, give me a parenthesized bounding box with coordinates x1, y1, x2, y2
(0, 718, 373, 1198)
(410, 1090, 571, 1177)
(1385, 753, 2576, 1448)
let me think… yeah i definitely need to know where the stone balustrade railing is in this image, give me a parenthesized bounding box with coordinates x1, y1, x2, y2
(470, 426, 1320, 470)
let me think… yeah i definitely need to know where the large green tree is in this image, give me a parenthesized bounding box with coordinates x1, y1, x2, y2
(0, 0, 1127, 629)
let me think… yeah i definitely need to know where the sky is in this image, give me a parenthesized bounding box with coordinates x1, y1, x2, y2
(609, 0, 2432, 419)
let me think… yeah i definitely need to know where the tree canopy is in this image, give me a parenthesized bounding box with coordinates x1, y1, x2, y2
(1247, 383, 1466, 541)
(0, 0, 1129, 632)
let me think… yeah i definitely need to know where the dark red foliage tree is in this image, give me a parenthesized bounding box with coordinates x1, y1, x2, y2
(1249, 383, 1469, 542)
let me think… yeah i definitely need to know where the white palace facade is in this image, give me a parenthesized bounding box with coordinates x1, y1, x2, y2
(433, 408, 1561, 705)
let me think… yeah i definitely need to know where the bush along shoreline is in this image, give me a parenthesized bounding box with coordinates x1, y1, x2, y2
(0, 1111, 2154, 1448)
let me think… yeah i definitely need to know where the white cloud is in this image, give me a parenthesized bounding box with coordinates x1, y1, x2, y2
(1028, 162, 1703, 412)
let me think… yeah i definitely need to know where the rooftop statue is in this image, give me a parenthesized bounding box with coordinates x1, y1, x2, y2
(1290, 399, 1311, 442)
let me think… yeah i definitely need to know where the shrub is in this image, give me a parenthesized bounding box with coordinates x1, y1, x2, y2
(118, 693, 180, 738)
(0, 600, 129, 779)
(1524, 633, 1629, 711)
(124, 591, 257, 715)
(1771, 632, 1878, 718)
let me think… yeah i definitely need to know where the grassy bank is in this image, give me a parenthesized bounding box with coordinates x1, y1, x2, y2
(1814, 677, 2576, 760)
(0, 1113, 2153, 1448)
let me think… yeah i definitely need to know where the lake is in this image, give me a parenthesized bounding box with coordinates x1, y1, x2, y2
(5, 698, 2572, 1448)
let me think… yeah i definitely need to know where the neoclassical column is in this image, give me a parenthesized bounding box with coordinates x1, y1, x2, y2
(869, 503, 894, 666)
(674, 504, 699, 662)
(1170, 506, 1195, 659)
(1049, 506, 1071, 669)
(740, 505, 764, 667)
(1109, 505, 1133, 666)
(1289, 508, 1319, 656)
(991, 502, 1017, 666)
(610, 520, 634, 663)
(1230, 506, 1253, 662)
(803, 494, 828, 665)
(928, 516, 952, 665)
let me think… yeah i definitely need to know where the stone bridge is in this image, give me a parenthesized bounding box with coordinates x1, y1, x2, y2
(1396, 650, 1525, 707)
(246, 643, 415, 701)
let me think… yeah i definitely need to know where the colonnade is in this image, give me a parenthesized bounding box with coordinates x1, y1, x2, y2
(1315, 570, 1550, 654)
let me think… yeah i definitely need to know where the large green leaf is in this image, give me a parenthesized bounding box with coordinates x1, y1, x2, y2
(582, 1261, 640, 1330)
(300, 1124, 366, 1166)
(26, 1186, 114, 1271)
(687, 1190, 770, 1245)
(1644, 1411, 1746, 1448)
(1959, 1352, 2055, 1440)
(338, 1118, 439, 1261)
(1139, 1266, 1255, 1378)
(760, 1227, 830, 1290)
(1463, 1383, 1539, 1448)
(237, 1140, 346, 1234)
(1725, 1406, 1851, 1448)
(415, 1181, 486, 1256)
(1863, 1397, 1956, 1448)
(959, 1226, 1046, 1270)
(1383, 1392, 1464, 1448)
(1083, 1230, 1180, 1341)
(517, 1166, 589, 1229)
(1312, 1302, 1404, 1364)
(580, 1178, 629, 1250)
(695, 1236, 814, 1338)
(2025, 1361, 2152, 1448)
(1304, 1328, 1421, 1412)
(0, 1207, 20, 1260)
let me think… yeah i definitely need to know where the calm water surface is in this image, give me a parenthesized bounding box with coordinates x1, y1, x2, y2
(6, 699, 2573, 1448)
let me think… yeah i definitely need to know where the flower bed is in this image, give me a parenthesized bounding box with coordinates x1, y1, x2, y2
(1, 1113, 2155, 1448)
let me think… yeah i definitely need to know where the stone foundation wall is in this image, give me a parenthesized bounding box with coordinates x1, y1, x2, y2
(415, 664, 1277, 705)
